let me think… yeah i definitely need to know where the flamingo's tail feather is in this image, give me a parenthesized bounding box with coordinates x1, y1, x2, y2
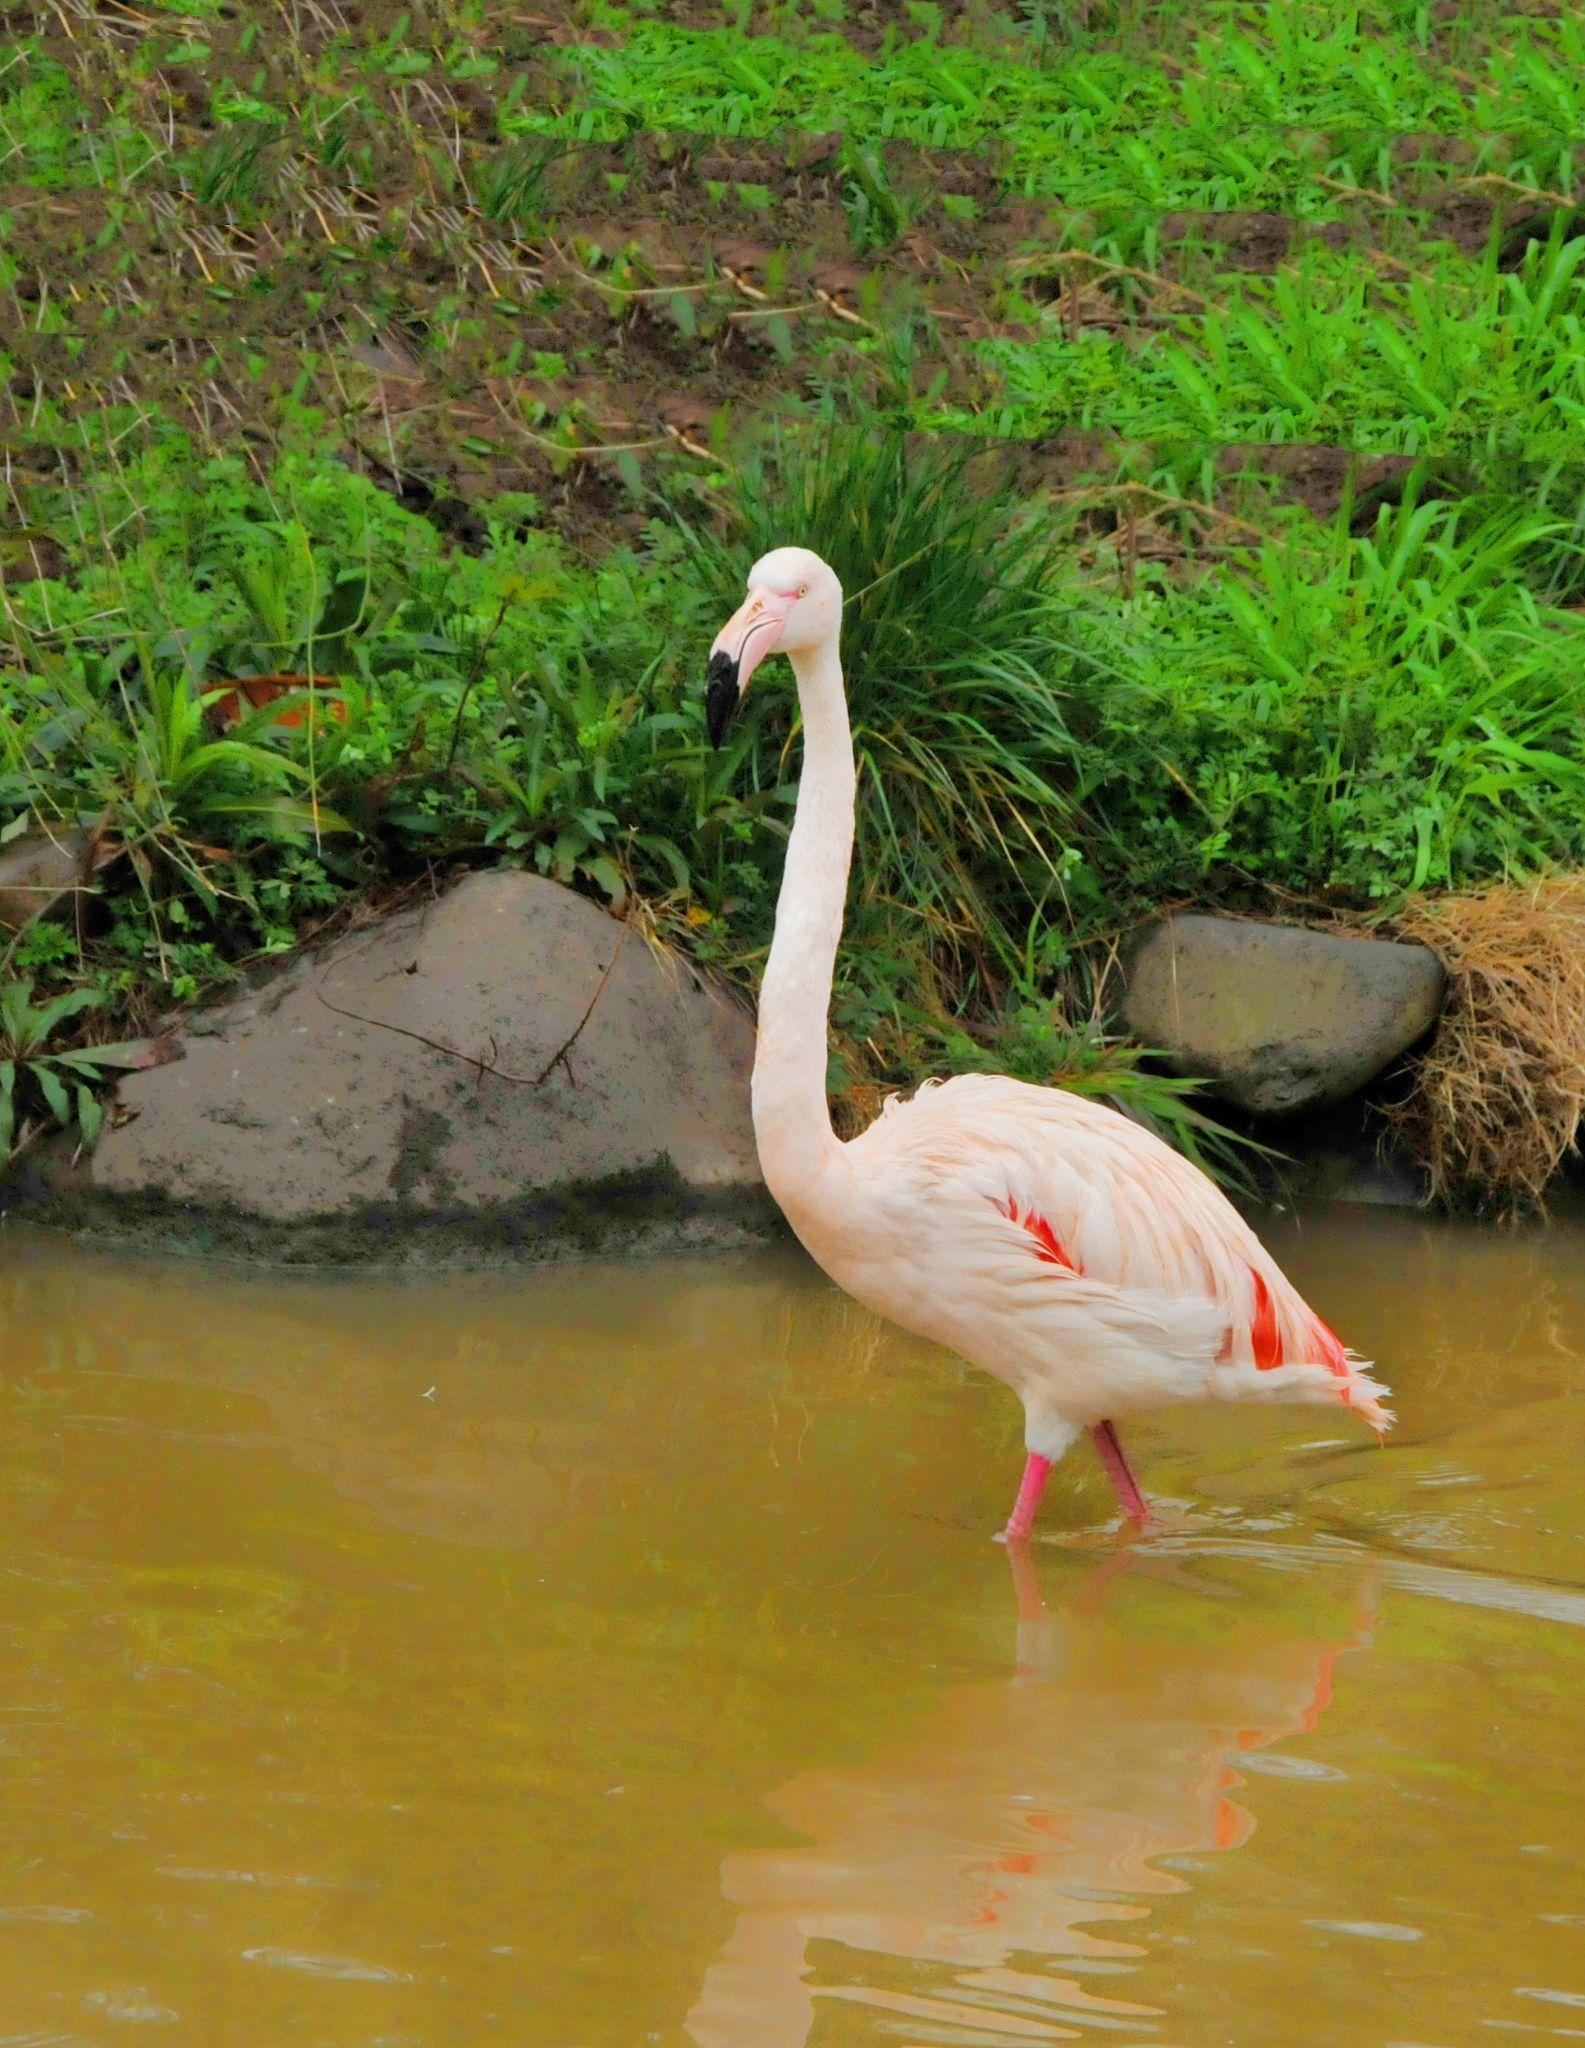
(1340, 1354, 1393, 1435)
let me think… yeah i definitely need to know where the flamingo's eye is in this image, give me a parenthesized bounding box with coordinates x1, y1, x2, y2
(797, 583, 808, 597)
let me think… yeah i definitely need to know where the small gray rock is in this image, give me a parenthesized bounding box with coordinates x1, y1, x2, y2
(1120, 913, 1445, 1118)
(0, 827, 92, 931)
(52, 870, 773, 1262)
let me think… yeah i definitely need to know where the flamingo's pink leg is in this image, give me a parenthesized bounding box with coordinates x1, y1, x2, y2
(1001, 1452, 1052, 1544)
(1090, 1419, 1150, 1523)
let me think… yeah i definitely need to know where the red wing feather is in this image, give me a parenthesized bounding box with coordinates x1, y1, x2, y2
(1249, 1268, 1283, 1370)
(996, 1198, 1082, 1274)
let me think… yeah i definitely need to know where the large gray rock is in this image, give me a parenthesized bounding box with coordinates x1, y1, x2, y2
(1120, 913, 1445, 1118)
(34, 871, 774, 1262)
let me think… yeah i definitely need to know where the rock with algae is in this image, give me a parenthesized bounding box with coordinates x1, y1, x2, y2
(13, 871, 774, 1265)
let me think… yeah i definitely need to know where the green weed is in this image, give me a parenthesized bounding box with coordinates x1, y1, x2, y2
(0, 979, 156, 1161)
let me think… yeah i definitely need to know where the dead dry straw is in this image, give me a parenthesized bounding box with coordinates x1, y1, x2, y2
(1388, 876, 1585, 1213)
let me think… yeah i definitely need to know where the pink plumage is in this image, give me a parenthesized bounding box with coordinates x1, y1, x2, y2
(707, 548, 1392, 1541)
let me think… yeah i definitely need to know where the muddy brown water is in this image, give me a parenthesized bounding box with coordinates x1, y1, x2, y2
(0, 1208, 1581, 2047)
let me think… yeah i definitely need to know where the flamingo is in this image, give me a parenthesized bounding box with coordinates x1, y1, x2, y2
(705, 547, 1392, 1542)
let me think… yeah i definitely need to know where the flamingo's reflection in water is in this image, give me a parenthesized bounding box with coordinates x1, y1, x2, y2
(688, 1545, 1380, 2047)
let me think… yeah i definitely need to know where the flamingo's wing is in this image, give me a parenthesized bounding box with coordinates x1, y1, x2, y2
(853, 1072, 1391, 1427)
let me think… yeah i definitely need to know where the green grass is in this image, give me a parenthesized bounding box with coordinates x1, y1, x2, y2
(963, 230, 1585, 460)
(1064, 495, 1585, 913)
(536, 11, 1577, 164)
(3, 0, 1584, 1198)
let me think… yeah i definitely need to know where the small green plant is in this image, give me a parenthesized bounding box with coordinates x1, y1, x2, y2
(213, 519, 377, 683)
(470, 137, 562, 226)
(481, 648, 696, 905)
(839, 145, 911, 251)
(0, 979, 155, 1161)
(20, 651, 350, 856)
(189, 118, 276, 211)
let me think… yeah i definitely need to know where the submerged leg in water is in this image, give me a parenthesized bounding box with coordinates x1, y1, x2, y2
(998, 1422, 1150, 1543)
(1091, 1420, 1150, 1523)
(999, 1453, 1053, 1545)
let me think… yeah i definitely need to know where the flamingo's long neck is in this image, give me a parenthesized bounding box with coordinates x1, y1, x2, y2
(751, 633, 853, 1208)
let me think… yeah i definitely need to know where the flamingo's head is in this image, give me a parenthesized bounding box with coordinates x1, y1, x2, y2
(705, 546, 842, 746)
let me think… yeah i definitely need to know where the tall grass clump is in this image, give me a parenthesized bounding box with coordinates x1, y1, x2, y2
(679, 431, 1082, 988)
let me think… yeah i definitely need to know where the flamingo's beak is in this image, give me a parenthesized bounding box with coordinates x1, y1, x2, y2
(705, 585, 794, 747)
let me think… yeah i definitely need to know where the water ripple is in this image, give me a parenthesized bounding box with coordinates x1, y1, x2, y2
(1307, 1920, 1424, 1943)
(1237, 1753, 1348, 1782)
(241, 1948, 412, 1983)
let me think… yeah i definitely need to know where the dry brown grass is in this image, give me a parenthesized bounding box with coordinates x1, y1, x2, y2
(1388, 876, 1585, 1213)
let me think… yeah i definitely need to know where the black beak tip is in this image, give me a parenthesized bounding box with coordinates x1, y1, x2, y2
(705, 649, 740, 749)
